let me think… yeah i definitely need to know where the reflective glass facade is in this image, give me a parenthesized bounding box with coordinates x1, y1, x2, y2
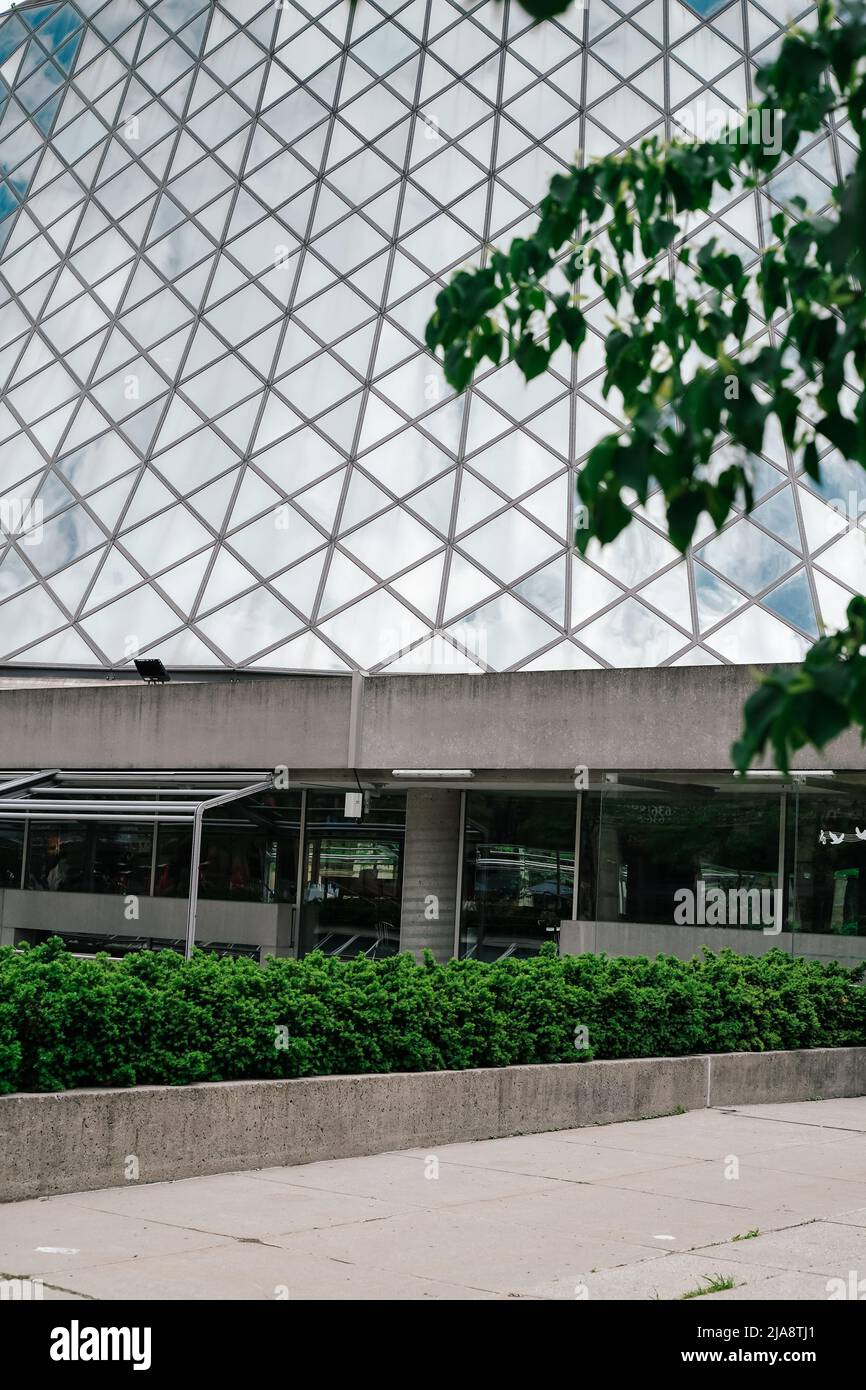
(578, 787, 782, 927)
(461, 791, 575, 958)
(460, 783, 866, 958)
(0, 0, 854, 675)
(27, 819, 153, 893)
(300, 790, 405, 957)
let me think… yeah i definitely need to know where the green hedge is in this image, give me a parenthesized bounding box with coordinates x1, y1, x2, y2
(1, 938, 864, 1094)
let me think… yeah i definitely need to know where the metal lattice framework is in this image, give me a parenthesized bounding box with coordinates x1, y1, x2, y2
(0, 0, 860, 675)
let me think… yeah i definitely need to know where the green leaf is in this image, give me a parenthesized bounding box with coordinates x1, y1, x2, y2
(666, 489, 704, 553)
(513, 337, 550, 380)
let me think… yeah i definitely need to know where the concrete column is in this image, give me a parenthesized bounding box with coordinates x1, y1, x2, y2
(399, 789, 462, 961)
(0, 889, 11, 946)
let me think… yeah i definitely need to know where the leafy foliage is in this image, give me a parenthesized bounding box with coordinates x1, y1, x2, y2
(0, 938, 863, 1094)
(425, 1, 866, 771)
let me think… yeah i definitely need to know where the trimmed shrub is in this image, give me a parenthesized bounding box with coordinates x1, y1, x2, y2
(0, 937, 863, 1095)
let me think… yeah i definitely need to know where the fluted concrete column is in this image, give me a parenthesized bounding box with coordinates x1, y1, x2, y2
(399, 789, 462, 961)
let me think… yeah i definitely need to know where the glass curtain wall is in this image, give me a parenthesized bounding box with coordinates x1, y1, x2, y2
(788, 782, 866, 938)
(299, 791, 406, 958)
(578, 788, 782, 931)
(26, 821, 153, 894)
(0, 0, 849, 677)
(154, 790, 302, 904)
(459, 784, 798, 958)
(0, 821, 25, 888)
(460, 792, 576, 960)
(20, 790, 303, 905)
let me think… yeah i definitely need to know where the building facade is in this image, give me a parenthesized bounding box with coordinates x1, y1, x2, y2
(0, 665, 865, 969)
(0, 0, 863, 968)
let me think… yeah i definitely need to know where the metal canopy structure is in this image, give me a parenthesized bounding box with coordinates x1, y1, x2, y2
(0, 769, 274, 821)
(0, 768, 275, 956)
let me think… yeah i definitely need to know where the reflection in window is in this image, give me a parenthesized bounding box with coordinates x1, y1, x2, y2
(155, 791, 301, 904)
(579, 790, 781, 928)
(0, 821, 24, 887)
(301, 837, 402, 959)
(790, 789, 866, 936)
(460, 793, 576, 961)
(299, 791, 406, 958)
(26, 822, 153, 895)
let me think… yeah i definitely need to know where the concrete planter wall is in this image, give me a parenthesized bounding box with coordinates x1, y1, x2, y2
(2, 1047, 864, 1203)
(560, 919, 866, 970)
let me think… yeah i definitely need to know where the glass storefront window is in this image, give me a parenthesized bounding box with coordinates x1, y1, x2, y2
(460, 793, 576, 960)
(154, 791, 302, 904)
(579, 789, 781, 929)
(26, 822, 153, 895)
(789, 787, 866, 935)
(299, 791, 406, 958)
(0, 821, 24, 888)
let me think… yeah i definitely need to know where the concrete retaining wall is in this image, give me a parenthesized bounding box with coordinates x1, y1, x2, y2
(2, 1047, 864, 1203)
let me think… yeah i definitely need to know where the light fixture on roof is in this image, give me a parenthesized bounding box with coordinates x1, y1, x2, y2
(134, 658, 171, 685)
(391, 769, 474, 779)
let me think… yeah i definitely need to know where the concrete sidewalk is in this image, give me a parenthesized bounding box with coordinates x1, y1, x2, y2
(2, 1098, 865, 1301)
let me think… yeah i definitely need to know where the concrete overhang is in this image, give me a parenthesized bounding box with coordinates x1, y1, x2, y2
(0, 664, 864, 773)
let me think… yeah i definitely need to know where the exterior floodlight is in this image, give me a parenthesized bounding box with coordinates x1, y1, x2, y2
(391, 769, 474, 778)
(134, 659, 171, 684)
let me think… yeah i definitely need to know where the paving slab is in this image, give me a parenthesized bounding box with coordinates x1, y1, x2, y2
(707, 1270, 846, 1300)
(725, 1098, 866, 1131)
(51, 1170, 414, 1240)
(274, 1204, 657, 1296)
(593, 1157, 866, 1219)
(552, 1110, 851, 1157)
(0, 1198, 234, 1277)
(690, 1220, 866, 1277)
(402, 1134, 701, 1183)
(2, 1098, 864, 1300)
(37, 1242, 500, 1302)
(250, 1150, 562, 1208)
(739, 1135, 866, 1181)
(526, 1251, 785, 1302)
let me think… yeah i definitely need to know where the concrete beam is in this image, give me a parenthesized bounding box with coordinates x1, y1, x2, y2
(0, 676, 352, 771)
(1, 663, 863, 773)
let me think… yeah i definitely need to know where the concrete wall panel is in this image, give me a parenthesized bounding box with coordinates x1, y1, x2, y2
(1, 664, 863, 773)
(560, 919, 866, 969)
(2, 1049, 863, 1202)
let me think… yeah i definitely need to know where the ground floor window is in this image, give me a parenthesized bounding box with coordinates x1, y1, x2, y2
(26, 822, 153, 896)
(579, 789, 782, 930)
(298, 792, 406, 959)
(0, 821, 24, 888)
(789, 787, 866, 935)
(460, 792, 575, 960)
(459, 784, 791, 958)
(22, 791, 302, 907)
